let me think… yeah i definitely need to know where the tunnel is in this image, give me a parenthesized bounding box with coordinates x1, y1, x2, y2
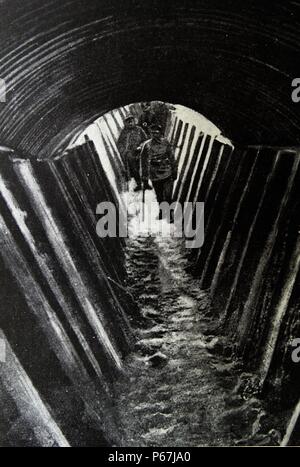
(0, 0, 300, 447)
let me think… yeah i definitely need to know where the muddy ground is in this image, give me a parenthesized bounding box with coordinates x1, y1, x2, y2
(114, 191, 287, 447)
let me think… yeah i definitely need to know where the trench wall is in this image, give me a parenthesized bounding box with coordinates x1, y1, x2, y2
(0, 137, 135, 446)
(172, 115, 300, 408)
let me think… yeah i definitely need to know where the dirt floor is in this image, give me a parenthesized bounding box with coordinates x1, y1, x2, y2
(114, 189, 284, 447)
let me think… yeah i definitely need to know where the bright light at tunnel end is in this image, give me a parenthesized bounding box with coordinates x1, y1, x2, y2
(96, 200, 204, 248)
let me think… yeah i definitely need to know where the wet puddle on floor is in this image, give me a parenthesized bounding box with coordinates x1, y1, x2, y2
(114, 194, 284, 447)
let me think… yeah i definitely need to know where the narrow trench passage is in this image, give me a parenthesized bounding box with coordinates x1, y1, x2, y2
(114, 192, 280, 447)
(0, 100, 297, 445)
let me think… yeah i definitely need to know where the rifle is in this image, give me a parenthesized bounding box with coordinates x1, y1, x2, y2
(142, 181, 146, 222)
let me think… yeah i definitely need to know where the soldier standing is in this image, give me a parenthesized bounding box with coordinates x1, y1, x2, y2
(138, 102, 156, 137)
(139, 101, 175, 137)
(140, 124, 177, 221)
(117, 115, 147, 191)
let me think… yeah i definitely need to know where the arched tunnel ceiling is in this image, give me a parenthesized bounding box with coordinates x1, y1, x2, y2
(0, 0, 300, 156)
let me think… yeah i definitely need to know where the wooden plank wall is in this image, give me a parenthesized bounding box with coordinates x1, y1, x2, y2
(172, 118, 300, 407)
(0, 139, 135, 446)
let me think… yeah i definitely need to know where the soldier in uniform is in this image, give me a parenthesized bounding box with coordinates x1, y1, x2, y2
(117, 114, 147, 191)
(138, 102, 156, 137)
(138, 101, 171, 137)
(140, 124, 177, 220)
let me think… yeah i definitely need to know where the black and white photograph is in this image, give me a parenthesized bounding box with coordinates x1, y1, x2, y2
(0, 0, 300, 449)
